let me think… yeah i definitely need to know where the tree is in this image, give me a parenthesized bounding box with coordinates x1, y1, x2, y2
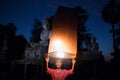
(14, 35, 28, 59)
(76, 6, 89, 50)
(111, 25, 120, 61)
(47, 16, 54, 30)
(101, 0, 120, 55)
(1, 23, 28, 60)
(0, 24, 4, 53)
(30, 19, 43, 42)
(5, 23, 17, 60)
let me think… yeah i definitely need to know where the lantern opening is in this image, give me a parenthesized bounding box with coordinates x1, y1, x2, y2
(56, 51, 65, 58)
(48, 51, 76, 59)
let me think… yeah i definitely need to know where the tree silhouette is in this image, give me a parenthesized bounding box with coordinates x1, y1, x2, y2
(111, 25, 120, 61)
(0, 23, 28, 60)
(30, 19, 43, 42)
(14, 35, 28, 59)
(0, 24, 4, 53)
(115, 26, 120, 52)
(101, 0, 120, 55)
(76, 6, 89, 50)
(75, 6, 89, 67)
(30, 16, 54, 43)
(5, 23, 17, 60)
(0, 23, 28, 74)
(0, 23, 16, 60)
(47, 16, 54, 30)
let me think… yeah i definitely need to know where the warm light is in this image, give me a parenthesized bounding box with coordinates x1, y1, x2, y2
(53, 39, 65, 58)
(56, 52, 64, 58)
(53, 39, 65, 52)
(48, 7, 78, 59)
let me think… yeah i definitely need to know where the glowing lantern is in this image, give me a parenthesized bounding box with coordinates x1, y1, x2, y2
(48, 6, 79, 59)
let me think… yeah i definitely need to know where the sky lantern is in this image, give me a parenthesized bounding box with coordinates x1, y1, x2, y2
(48, 6, 79, 59)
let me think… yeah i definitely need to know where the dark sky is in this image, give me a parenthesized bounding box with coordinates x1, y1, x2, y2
(0, 0, 120, 61)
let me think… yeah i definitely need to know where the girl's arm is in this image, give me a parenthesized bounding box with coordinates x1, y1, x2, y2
(45, 56, 49, 70)
(45, 56, 53, 75)
(71, 58, 76, 72)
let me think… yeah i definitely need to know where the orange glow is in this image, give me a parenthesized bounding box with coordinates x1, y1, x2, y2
(53, 39, 64, 52)
(56, 51, 65, 58)
(48, 7, 79, 59)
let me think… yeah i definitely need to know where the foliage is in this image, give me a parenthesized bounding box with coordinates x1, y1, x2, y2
(101, 0, 120, 25)
(101, 0, 120, 59)
(30, 19, 43, 42)
(30, 16, 54, 42)
(76, 6, 89, 49)
(0, 23, 28, 60)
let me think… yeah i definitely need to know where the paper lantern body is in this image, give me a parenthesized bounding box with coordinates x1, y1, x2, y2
(48, 6, 79, 59)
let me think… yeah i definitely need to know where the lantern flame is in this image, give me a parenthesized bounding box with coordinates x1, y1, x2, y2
(52, 39, 65, 58)
(53, 39, 64, 52)
(56, 51, 65, 58)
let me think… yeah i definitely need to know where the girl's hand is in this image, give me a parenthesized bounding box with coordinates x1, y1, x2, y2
(45, 56, 49, 62)
(72, 58, 76, 64)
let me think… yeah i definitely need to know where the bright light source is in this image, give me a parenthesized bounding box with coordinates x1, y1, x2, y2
(56, 52, 64, 58)
(53, 39, 64, 52)
(48, 39, 76, 58)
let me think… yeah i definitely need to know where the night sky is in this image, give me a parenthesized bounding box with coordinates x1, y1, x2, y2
(0, 0, 120, 61)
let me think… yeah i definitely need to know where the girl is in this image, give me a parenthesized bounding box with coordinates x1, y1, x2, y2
(45, 56, 76, 80)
